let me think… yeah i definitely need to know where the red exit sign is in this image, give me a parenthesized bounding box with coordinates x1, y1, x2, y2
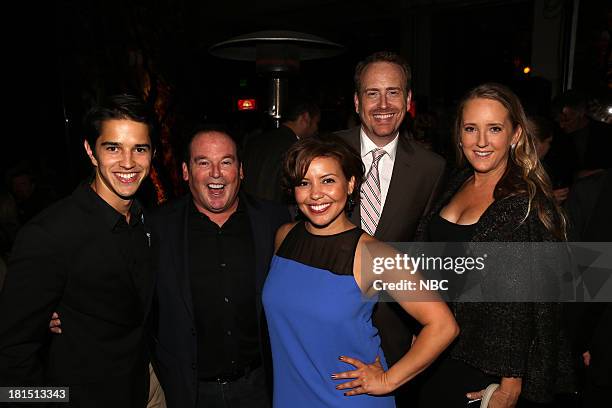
(237, 99, 257, 111)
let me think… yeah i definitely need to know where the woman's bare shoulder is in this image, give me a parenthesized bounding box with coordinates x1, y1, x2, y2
(274, 221, 300, 251)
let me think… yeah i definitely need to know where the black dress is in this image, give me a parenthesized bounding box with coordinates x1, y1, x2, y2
(418, 215, 498, 407)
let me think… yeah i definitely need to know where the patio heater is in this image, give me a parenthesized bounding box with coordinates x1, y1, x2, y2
(209, 30, 344, 127)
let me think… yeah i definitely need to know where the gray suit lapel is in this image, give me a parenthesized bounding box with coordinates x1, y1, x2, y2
(375, 134, 413, 240)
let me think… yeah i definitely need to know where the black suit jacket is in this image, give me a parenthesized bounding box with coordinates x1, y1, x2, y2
(150, 193, 289, 408)
(337, 127, 446, 366)
(243, 125, 297, 203)
(0, 183, 154, 408)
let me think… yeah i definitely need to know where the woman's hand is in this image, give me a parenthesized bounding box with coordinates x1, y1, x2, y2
(331, 355, 394, 396)
(466, 377, 521, 408)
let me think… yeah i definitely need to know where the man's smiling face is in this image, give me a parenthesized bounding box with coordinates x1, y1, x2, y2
(354, 61, 411, 146)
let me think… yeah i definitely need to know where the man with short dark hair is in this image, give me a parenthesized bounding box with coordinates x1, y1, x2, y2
(151, 125, 289, 408)
(337, 51, 446, 404)
(243, 99, 320, 202)
(0, 94, 156, 407)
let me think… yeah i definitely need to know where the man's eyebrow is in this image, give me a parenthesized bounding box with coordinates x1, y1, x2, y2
(100, 142, 151, 148)
(192, 154, 236, 161)
(363, 86, 402, 91)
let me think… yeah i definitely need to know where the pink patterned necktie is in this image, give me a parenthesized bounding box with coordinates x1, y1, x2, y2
(360, 148, 386, 235)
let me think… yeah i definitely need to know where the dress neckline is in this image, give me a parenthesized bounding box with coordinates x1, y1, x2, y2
(301, 222, 359, 238)
(436, 214, 479, 227)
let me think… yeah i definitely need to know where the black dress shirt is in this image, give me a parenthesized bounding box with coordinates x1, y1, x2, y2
(0, 182, 153, 407)
(187, 198, 259, 379)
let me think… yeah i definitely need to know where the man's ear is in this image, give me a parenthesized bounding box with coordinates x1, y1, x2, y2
(301, 112, 311, 126)
(405, 90, 412, 112)
(354, 93, 360, 114)
(84, 140, 98, 167)
(182, 162, 189, 182)
(239, 163, 244, 180)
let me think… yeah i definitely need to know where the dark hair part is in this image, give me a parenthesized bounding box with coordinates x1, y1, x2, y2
(283, 98, 321, 123)
(354, 51, 412, 94)
(453, 83, 566, 239)
(182, 123, 241, 164)
(83, 94, 157, 150)
(282, 134, 364, 212)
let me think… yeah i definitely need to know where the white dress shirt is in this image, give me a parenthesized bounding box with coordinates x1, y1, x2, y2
(359, 129, 399, 221)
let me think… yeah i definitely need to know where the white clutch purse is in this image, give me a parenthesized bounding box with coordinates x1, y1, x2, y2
(480, 383, 500, 407)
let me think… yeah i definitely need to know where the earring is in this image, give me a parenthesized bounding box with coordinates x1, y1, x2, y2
(346, 195, 356, 216)
(511, 143, 516, 149)
(458, 141, 463, 147)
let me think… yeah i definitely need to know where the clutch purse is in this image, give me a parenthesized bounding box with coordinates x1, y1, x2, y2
(480, 383, 500, 407)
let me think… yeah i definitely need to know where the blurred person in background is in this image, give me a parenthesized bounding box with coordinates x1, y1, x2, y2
(243, 98, 320, 203)
(528, 115, 570, 203)
(546, 91, 612, 193)
(6, 162, 59, 224)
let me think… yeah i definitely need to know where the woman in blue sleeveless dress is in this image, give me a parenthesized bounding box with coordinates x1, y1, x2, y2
(262, 136, 459, 407)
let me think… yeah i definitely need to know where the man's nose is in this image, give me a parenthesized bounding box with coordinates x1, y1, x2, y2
(120, 151, 136, 168)
(378, 93, 388, 109)
(210, 163, 221, 178)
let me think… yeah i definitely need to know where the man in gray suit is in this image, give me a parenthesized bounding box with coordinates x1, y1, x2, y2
(337, 51, 445, 401)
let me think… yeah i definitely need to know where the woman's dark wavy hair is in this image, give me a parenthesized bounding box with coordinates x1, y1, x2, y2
(453, 83, 567, 239)
(282, 134, 364, 213)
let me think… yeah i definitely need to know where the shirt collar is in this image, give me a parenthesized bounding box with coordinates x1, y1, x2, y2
(76, 182, 143, 230)
(189, 193, 246, 221)
(359, 128, 399, 161)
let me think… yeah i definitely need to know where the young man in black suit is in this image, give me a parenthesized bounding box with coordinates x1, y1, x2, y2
(0, 94, 156, 407)
(150, 125, 289, 408)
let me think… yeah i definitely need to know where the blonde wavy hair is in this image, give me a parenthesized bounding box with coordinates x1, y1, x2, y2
(453, 83, 566, 240)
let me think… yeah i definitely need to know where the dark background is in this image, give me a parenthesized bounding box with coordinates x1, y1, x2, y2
(5, 0, 610, 202)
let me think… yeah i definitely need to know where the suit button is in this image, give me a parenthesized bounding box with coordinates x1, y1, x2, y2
(226, 330, 232, 336)
(220, 263, 226, 268)
(224, 297, 229, 303)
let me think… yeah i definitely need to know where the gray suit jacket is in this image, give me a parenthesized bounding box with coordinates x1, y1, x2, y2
(337, 126, 445, 242)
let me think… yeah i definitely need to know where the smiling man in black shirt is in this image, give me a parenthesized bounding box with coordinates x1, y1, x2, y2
(0, 94, 156, 407)
(151, 125, 289, 408)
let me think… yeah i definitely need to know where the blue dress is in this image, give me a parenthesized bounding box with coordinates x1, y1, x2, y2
(263, 222, 395, 407)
